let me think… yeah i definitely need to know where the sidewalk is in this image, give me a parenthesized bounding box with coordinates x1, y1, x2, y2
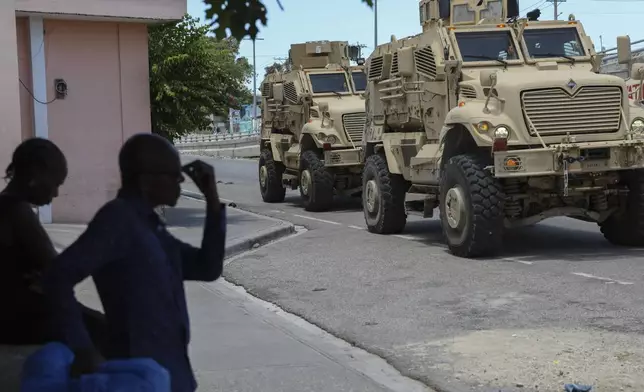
(36, 197, 429, 392)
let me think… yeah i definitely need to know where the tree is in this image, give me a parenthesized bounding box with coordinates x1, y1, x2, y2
(148, 14, 253, 140)
(264, 60, 289, 76)
(204, 0, 373, 40)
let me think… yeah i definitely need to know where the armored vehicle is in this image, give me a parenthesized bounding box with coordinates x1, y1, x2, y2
(361, 0, 644, 258)
(600, 36, 644, 100)
(258, 40, 367, 211)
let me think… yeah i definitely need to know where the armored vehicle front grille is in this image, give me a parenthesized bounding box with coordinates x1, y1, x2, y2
(343, 112, 366, 143)
(261, 82, 272, 97)
(390, 52, 399, 75)
(284, 82, 298, 103)
(521, 86, 622, 136)
(414, 46, 436, 80)
(368, 56, 384, 80)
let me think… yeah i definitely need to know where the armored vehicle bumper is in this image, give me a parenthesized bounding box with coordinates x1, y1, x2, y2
(323, 147, 363, 167)
(493, 139, 644, 178)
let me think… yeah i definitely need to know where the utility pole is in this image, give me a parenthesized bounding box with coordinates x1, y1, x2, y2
(244, 37, 264, 133)
(546, 0, 566, 20)
(374, 0, 378, 49)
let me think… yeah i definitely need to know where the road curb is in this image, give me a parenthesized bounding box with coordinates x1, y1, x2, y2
(180, 190, 296, 259)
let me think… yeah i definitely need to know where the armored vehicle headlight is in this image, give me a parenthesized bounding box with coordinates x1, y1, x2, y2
(326, 135, 338, 144)
(630, 118, 644, 134)
(477, 121, 492, 132)
(494, 126, 509, 139)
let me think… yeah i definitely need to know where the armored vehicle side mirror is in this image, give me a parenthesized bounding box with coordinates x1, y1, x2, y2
(631, 64, 644, 81)
(617, 35, 632, 65)
(318, 101, 330, 114)
(272, 83, 284, 102)
(479, 70, 497, 87)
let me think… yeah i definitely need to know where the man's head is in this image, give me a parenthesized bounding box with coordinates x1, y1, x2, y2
(118, 133, 184, 207)
(5, 137, 68, 206)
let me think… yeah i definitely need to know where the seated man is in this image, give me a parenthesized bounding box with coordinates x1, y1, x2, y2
(42, 133, 227, 392)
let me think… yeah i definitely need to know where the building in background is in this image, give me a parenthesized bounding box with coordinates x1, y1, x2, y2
(0, 0, 186, 223)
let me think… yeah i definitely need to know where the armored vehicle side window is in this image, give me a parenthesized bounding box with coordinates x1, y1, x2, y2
(454, 31, 519, 62)
(352, 71, 367, 92)
(308, 73, 349, 94)
(523, 27, 585, 58)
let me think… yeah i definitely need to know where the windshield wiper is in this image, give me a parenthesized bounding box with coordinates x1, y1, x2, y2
(531, 52, 576, 64)
(330, 91, 343, 97)
(462, 54, 508, 67)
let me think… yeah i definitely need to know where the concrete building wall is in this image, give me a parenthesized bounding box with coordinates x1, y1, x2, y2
(43, 20, 151, 222)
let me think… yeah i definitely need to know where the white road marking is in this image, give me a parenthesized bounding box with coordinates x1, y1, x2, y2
(348, 225, 364, 230)
(571, 272, 634, 285)
(502, 257, 534, 265)
(292, 214, 342, 225)
(269, 210, 285, 213)
(393, 234, 418, 241)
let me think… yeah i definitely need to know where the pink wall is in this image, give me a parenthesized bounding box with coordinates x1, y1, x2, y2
(16, 0, 186, 22)
(0, 4, 23, 173)
(16, 17, 34, 141)
(43, 20, 151, 222)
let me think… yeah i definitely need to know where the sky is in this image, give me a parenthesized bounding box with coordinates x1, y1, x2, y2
(186, 0, 644, 93)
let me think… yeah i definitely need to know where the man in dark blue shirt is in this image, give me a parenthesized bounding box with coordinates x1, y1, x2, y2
(42, 133, 226, 392)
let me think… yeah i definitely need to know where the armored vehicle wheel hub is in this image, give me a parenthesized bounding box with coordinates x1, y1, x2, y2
(301, 169, 312, 196)
(259, 166, 268, 188)
(365, 179, 379, 213)
(445, 186, 466, 229)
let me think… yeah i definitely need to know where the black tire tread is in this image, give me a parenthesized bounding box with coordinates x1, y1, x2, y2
(364, 154, 407, 234)
(259, 148, 286, 203)
(301, 150, 334, 212)
(440, 154, 505, 258)
(600, 170, 644, 246)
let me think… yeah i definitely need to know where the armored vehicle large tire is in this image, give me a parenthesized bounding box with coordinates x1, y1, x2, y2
(600, 170, 644, 246)
(439, 154, 505, 258)
(362, 154, 407, 234)
(299, 150, 334, 212)
(259, 148, 286, 203)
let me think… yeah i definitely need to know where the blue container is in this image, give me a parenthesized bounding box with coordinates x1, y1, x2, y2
(21, 342, 170, 392)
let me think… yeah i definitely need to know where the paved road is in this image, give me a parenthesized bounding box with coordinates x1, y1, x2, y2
(182, 155, 644, 392)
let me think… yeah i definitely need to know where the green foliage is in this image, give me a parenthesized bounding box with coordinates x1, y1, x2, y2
(264, 60, 289, 76)
(148, 14, 253, 140)
(204, 0, 374, 40)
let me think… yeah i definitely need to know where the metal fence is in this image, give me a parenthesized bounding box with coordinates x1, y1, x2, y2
(174, 130, 260, 145)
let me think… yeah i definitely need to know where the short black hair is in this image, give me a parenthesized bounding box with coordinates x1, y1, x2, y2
(5, 137, 67, 182)
(118, 133, 176, 186)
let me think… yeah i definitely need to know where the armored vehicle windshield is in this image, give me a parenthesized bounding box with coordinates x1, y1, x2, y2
(307, 71, 365, 95)
(454, 30, 520, 63)
(522, 27, 586, 60)
(308, 72, 350, 94)
(351, 71, 367, 92)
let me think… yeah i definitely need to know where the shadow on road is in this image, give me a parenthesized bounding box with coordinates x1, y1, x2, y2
(402, 218, 642, 262)
(164, 206, 255, 228)
(283, 194, 363, 213)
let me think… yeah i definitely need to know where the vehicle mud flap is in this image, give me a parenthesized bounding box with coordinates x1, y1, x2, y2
(439, 154, 505, 258)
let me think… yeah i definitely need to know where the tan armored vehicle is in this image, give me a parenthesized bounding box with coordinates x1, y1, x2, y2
(361, 0, 644, 258)
(600, 36, 644, 101)
(258, 40, 367, 211)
